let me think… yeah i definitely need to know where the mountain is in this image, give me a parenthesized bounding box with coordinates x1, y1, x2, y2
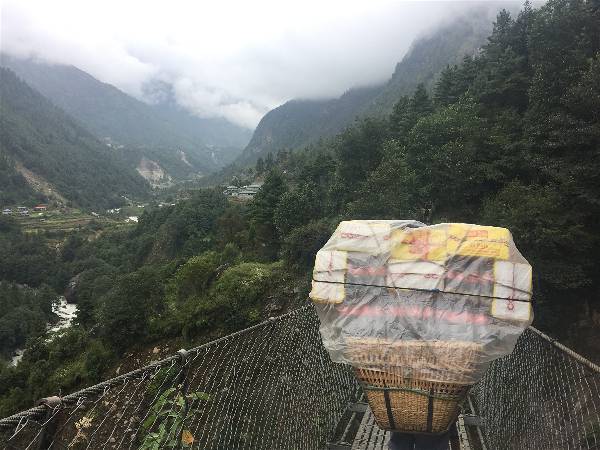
(360, 11, 496, 117)
(0, 67, 149, 208)
(239, 9, 498, 165)
(240, 86, 381, 164)
(0, 56, 253, 180)
(0, 153, 38, 206)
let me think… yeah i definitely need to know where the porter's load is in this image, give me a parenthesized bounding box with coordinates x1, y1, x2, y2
(309, 220, 533, 433)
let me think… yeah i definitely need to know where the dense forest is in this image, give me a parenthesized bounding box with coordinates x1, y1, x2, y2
(1, 0, 598, 418)
(0, 67, 149, 208)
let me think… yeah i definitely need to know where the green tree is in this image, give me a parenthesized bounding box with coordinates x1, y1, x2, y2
(255, 157, 265, 175)
(215, 205, 248, 249)
(335, 118, 388, 195)
(402, 98, 505, 221)
(348, 140, 419, 220)
(249, 170, 287, 260)
(265, 152, 275, 170)
(281, 220, 336, 270)
(389, 84, 434, 141)
(182, 262, 279, 338)
(98, 266, 165, 351)
(434, 56, 478, 107)
(166, 251, 221, 306)
(274, 182, 322, 237)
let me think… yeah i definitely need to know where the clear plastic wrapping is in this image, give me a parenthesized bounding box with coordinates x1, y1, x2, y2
(310, 220, 533, 384)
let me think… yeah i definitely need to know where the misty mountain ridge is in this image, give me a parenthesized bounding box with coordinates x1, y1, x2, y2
(0, 55, 252, 181)
(0, 67, 149, 208)
(239, 7, 502, 165)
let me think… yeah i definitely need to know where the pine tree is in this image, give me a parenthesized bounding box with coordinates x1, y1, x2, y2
(434, 65, 459, 107)
(255, 157, 265, 175)
(265, 152, 275, 170)
(389, 84, 433, 141)
(410, 83, 434, 117)
(434, 57, 478, 107)
(249, 170, 287, 260)
(335, 118, 388, 191)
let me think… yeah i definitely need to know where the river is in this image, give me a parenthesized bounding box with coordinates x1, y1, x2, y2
(10, 296, 78, 366)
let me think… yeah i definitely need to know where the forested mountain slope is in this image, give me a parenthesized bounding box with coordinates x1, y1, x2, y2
(1, 56, 253, 178)
(1, 0, 598, 420)
(242, 0, 600, 356)
(360, 12, 495, 117)
(0, 153, 38, 206)
(239, 9, 496, 164)
(0, 67, 149, 208)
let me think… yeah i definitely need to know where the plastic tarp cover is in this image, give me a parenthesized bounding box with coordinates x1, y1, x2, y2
(310, 220, 533, 384)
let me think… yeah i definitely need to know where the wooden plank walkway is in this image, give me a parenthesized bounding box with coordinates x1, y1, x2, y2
(351, 407, 390, 449)
(350, 407, 471, 450)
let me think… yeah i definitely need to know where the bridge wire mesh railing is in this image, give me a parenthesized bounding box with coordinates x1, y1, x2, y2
(0, 305, 359, 450)
(470, 326, 600, 450)
(2, 305, 600, 450)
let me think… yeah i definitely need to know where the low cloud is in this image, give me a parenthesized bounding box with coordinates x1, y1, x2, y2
(0, 0, 512, 128)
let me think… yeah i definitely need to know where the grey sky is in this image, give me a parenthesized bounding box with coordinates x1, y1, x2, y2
(1, 1, 509, 129)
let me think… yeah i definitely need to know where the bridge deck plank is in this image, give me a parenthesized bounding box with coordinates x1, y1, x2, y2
(351, 407, 390, 450)
(351, 408, 472, 450)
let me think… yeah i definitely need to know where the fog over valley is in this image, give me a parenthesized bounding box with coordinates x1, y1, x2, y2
(1, 0, 514, 128)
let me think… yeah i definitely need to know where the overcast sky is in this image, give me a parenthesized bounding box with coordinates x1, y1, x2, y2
(2, 1, 507, 129)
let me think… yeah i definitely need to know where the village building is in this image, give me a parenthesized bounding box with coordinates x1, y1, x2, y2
(223, 185, 239, 196)
(246, 183, 262, 192)
(224, 182, 263, 200)
(236, 189, 257, 200)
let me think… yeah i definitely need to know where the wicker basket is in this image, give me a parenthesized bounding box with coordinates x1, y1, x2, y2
(346, 338, 482, 433)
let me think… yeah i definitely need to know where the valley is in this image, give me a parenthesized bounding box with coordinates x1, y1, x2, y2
(0, 1, 599, 443)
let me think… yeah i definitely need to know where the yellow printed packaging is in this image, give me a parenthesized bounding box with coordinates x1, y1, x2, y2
(391, 228, 447, 261)
(447, 224, 510, 260)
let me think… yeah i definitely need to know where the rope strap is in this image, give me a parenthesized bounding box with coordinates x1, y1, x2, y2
(361, 384, 464, 401)
(383, 389, 396, 430)
(426, 388, 434, 432)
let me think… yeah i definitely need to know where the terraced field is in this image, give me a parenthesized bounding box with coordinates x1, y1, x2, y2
(15, 210, 127, 233)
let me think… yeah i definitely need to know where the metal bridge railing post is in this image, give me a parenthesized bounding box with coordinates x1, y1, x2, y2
(35, 396, 62, 450)
(175, 349, 192, 442)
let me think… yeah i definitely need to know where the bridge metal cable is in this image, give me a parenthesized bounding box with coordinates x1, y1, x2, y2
(470, 326, 600, 450)
(1, 305, 599, 449)
(0, 305, 359, 449)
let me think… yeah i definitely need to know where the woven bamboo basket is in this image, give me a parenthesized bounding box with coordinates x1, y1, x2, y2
(346, 338, 483, 433)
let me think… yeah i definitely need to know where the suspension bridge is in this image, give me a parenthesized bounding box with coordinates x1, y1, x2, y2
(1, 304, 599, 449)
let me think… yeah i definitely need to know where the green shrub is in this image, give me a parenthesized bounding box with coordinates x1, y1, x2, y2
(281, 219, 336, 271)
(182, 262, 279, 338)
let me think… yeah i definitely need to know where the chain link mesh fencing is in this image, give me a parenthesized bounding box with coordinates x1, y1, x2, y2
(2, 304, 599, 450)
(0, 306, 359, 450)
(470, 327, 600, 450)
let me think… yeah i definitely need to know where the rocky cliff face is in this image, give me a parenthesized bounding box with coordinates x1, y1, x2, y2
(136, 158, 173, 187)
(64, 273, 81, 304)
